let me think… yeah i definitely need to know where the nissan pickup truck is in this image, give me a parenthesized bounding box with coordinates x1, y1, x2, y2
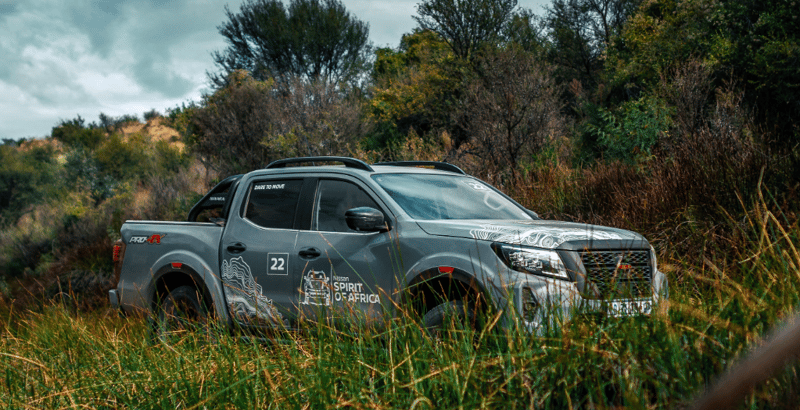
(109, 157, 668, 336)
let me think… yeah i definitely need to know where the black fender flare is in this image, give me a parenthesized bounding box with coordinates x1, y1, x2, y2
(402, 267, 494, 314)
(148, 264, 215, 315)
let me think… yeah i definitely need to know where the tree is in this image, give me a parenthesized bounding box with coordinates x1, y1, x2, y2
(609, 0, 800, 144)
(210, 0, 371, 87)
(457, 47, 564, 181)
(191, 71, 367, 175)
(543, 0, 641, 90)
(502, 9, 548, 55)
(414, 0, 517, 60)
(368, 29, 466, 152)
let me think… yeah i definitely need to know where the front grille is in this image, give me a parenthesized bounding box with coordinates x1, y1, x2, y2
(580, 250, 652, 299)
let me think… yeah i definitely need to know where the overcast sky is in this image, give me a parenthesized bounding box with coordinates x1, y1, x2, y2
(0, 0, 547, 141)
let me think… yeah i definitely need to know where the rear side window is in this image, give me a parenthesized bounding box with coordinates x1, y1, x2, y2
(244, 180, 303, 229)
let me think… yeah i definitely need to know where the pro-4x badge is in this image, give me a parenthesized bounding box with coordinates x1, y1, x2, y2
(129, 234, 166, 244)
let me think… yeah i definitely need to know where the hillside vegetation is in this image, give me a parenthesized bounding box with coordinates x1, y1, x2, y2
(1, 0, 799, 407)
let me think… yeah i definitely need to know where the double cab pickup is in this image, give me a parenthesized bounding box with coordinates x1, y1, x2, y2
(110, 157, 668, 335)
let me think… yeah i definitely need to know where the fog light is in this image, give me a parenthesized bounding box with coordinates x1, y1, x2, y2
(521, 288, 538, 322)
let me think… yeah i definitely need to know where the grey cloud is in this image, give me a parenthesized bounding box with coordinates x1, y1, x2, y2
(132, 57, 193, 98)
(0, 20, 95, 106)
(0, 0, 244, 139)
(0, 3, 16, 15)
(120, 0, 243, 96)
(65, 0, 127, 57)
(2, 0, 240, 101)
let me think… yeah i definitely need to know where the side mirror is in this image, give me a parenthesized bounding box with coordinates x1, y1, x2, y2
(345, 207, 388, 232)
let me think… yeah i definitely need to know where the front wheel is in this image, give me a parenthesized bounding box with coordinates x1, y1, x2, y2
(423, 300, 476, 338)
(153, 285, 211, 342)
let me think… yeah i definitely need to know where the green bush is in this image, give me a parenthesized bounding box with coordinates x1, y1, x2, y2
(153, 139, 189, 174)
(51, 116, 104, 149)
(93, 134, 150, 181)
(583, 97, 673, 164)
(63, 149, 118, 206)
(0, 143, 58, 225)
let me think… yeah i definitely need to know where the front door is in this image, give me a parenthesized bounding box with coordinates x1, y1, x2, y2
(220, 178, 306, 328)
(295, 178, 396, 324)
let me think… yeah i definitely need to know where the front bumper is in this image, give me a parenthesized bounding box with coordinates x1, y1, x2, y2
(510, 268, 669, 333)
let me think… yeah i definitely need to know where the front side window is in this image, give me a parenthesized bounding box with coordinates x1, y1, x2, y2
(372, 174, 531, 220)
(244, 179, 303, 229)
(314, 180, 381, 232)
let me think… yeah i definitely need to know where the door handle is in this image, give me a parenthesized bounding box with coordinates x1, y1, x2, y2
(227, 242, 247, 254)
(299, 247, 321, 259)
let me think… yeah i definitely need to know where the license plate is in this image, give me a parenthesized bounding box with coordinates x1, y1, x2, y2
(608, 300, 652, 317)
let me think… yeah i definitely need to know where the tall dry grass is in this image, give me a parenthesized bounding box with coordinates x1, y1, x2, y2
(0, 186, 798, 408)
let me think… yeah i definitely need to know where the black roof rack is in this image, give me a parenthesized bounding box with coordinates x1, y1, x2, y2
(265, 156, 374, 172)
(374, 161, 466, 175)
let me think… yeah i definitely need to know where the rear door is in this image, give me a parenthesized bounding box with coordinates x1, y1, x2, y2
(220, 177, 310, 328)
(295, 177, 396, 324)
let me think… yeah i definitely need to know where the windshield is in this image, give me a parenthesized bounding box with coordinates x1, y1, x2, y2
(372, 174, 532, 220)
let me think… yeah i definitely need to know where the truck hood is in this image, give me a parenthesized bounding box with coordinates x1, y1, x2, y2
(415, 219, 649, 250)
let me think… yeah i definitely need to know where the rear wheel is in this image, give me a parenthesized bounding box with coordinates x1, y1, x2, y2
(154, 285, 211, 342)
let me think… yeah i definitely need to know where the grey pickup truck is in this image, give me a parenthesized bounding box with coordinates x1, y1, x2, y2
(110, 157, 668, 335)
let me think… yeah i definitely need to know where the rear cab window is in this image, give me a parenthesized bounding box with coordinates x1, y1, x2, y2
(243, 179, 304, 229)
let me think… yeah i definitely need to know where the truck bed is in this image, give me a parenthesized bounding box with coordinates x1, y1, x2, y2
(116, 221, 224, 314)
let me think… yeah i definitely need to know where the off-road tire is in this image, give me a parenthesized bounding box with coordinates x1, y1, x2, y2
(153, 285, 211, 342)
(423, 300, 477, 338)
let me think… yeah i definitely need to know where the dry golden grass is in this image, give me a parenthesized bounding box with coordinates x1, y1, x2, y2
(119, 118, 185, 152)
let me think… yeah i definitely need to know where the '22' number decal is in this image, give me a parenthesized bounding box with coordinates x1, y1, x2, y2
(267, 253, 289, 275)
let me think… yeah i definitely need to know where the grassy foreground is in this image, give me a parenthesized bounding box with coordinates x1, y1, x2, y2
(1, 203, 799, 409)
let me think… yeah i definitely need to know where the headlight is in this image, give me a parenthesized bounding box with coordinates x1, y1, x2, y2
(491, 243, 570, 281)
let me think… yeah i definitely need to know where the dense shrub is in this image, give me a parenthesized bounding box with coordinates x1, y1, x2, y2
(583, 96, 673, 164)
(143, 109, 161, 122)
(63, 149, 118, 206)
(190, 70, 368, 175)
(0, 217, 54, 277)
(51, 116, 104, 149)
(546, 83, 766, 256)
(98, 113, 140, 133)
(0, 142, 58, 225)
(93, 134, 150, 181)
(367, 30, 469, 154)
(456, 47, 566, 182)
